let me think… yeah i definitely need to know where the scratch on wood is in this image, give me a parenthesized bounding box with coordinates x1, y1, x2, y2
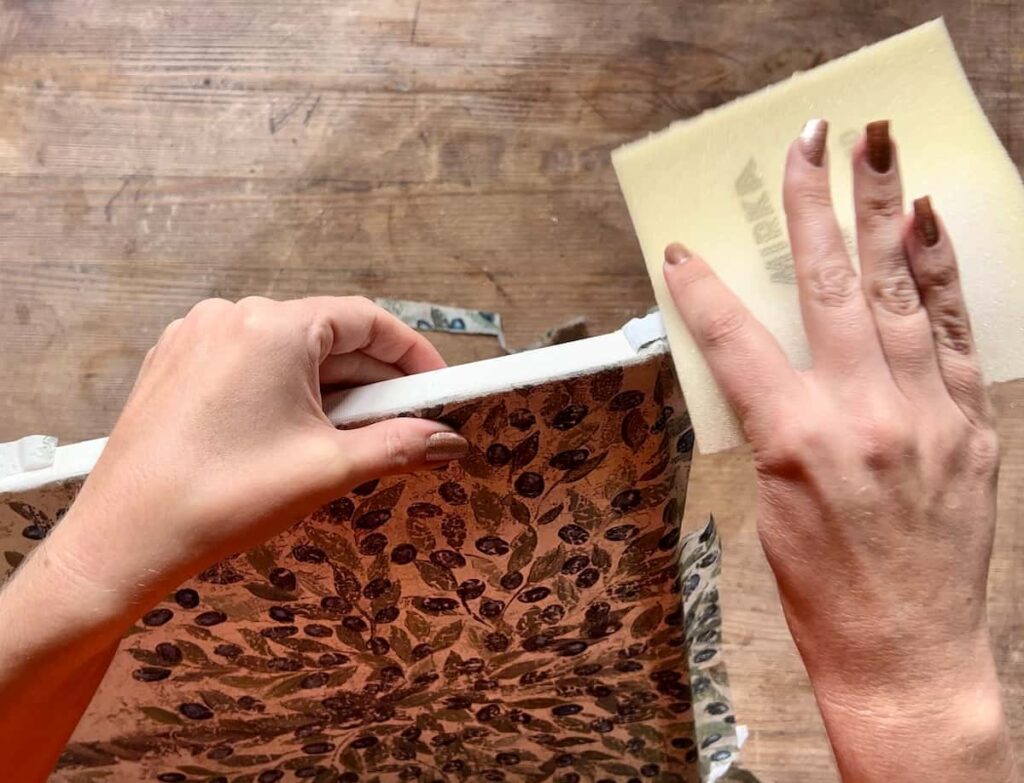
(104, 177, 132, 222)
(303, 95, 322, 126)
(481, 267, 512, 302)
(385, 203, 398, 255)
(269, 99, 303, 134)
(410, 0, 421, 44)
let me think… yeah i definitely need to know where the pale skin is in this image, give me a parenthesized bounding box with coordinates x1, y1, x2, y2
(0, 123, 1016, 781)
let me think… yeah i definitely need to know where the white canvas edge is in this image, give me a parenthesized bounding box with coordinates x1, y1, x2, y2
(0, 313, 669, 494)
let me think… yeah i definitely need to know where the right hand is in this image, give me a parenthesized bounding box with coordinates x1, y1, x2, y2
(662, 120, 1014, 782)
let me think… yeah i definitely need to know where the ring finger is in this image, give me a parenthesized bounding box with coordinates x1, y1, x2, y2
(851, 120, 946, 401)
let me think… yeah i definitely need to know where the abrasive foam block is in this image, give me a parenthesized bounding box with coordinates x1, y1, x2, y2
(613, 19, 1024, 454)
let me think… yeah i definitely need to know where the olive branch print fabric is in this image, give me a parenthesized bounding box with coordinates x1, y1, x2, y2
(1, 353, 743, 783)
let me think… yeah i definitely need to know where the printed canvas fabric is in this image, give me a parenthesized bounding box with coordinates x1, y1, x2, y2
(0, 353, 741, 782)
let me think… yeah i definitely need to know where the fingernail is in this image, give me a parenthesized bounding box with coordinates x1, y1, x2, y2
(865, 120, 892, 173)
(665, 243, 691, 265)
(913, 196, 939, 246)
(425, 431, 470, 462)
(798, 118, 828, 166)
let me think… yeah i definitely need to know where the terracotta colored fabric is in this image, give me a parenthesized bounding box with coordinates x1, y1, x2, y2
(1, 353, 739, 782)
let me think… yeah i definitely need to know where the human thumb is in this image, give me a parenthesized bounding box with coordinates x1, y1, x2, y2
(331, 417, 469, 490)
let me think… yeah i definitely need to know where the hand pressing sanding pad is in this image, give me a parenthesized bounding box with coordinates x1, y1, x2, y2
(612, 19, 1024, 454)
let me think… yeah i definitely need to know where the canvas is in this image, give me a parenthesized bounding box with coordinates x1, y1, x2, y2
(1, 337, 742, 782)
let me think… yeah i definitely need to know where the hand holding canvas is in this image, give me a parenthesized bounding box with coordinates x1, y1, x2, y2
(0, 296, 468, 781)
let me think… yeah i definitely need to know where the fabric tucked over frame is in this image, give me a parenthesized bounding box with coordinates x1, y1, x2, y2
(1, 352, 742, 782)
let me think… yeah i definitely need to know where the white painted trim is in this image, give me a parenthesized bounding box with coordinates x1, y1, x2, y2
(0, 313, 667, 495)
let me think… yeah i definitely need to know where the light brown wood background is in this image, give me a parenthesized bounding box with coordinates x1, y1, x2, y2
(1, 1, 1021, 780)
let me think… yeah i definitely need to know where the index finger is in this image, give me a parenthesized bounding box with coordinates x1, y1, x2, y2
(662, 243, 800, 436)
(294, 296, 447, 374)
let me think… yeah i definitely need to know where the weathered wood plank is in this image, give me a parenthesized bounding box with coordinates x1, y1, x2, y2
(0, 1, 1021, 780)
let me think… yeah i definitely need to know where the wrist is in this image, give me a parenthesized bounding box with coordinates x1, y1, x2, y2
(806, 635, 1015, 783)
(0, 527, 133, 673)
(49, 469, 204, 615)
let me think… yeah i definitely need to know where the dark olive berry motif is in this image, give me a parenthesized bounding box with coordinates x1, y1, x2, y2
(291, 544, 327, 563)
(439, 481, 469, 505)
(610, 390, 645, 410)
(507, 408, 535, 430)
(155, 642, 183, 665)
(20, 353, 723, 779)
(457, 579, 486, 600)
(419, 597, 458, 614)
(132, 667, 171, 682)
(358, 532, 388, 555)
(179, 703, 214, 720)
(518, 586, 550, 603)
(354, 509, 391, 531)
(557, 524, 589, 545)
(195, 611, 227, 627)
(391, 543, 417, 564)
(407, 502, 441, 518)
(173, 588, 200, 609)
(475, 535, 509, 555)
(141, 608, 173, 627)
(268, 567, 296, 591)
(605, 524, 638, 541)
(480, 598, 504, 618)
(486, 443, 512, 465)
(611, 489, 642, 512)
(430, 549, 466, 569)
(499, 571, 524, 591)
(514, 472, 544, 498)
(549, 448, 589, 469)
(561, 554, 589, 574)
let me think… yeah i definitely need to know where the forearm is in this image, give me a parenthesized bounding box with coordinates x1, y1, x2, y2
(0, 515, 136, 780)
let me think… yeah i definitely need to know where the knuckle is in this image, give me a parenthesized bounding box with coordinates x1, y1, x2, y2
(857, 190, 903, 222)
(237, 295, 271, 309)
(188, 297, 231, 319)
(807, 264, 859, 308)
(913, 259, 959, 291)
(787, 181, 834, 216)
(751, 413, 824, 475)
(869, 273, 921, 316)
(383, 427, 415, 470)
(967, 428, 1000, 475)
(162, 317, 184, 337)
(697, 307, 747, 349)
(931, 306, 972, 355)
(754, 431, 808, 476)
(941, 359, 987, 406)
(859, 415, 916, 471)
(346, 295, 375, 310)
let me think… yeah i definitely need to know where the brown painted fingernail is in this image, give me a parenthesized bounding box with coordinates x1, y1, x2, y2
(913, 196, 939, 246)
(865, 120, 892, 173)
(425, 431, 469, 462)
(665, 243, 691, 265)
(798, 119, 828, 166)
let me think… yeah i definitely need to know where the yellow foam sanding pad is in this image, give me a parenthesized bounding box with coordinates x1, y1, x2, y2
(613, 19, 1024, 453)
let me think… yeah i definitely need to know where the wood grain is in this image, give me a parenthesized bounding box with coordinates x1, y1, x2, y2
(0, 1, 1020, 780)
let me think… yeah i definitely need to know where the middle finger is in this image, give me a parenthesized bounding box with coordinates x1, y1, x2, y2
(783, 120, 888, 378)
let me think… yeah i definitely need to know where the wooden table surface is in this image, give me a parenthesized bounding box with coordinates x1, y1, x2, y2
(1, 1, 1021, 780)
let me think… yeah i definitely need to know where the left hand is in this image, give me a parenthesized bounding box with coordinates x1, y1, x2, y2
(47, 296, 468, 614)
(0, 296, 469, 782)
